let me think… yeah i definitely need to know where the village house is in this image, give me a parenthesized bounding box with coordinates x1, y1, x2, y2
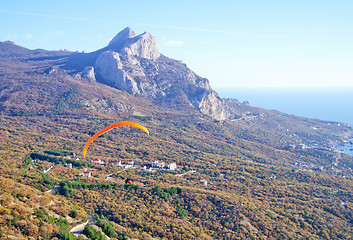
(200, 179, 208, 186)
(168, 163, 177, 171)
(83, 171, 91, 177)
(128, 160, 134, 165)
(112, 160, 122, 166)
(298, 143, 307, 149)
(92, 158, 103, 164)
(152, 160, 165, 168)
(64, 163, 72, 168)
(140, 165, 154, 172)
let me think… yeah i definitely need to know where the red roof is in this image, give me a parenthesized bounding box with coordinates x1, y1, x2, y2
(83, 171, 90, 174)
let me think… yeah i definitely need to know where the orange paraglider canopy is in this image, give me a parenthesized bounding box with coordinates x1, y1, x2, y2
(83, 122, 149, 157)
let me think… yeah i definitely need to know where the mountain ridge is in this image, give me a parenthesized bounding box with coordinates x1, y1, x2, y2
(0, 28, 228, 120)
(0, 33, 352, 150)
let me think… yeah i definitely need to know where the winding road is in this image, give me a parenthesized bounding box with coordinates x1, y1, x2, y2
(45, 184, 61, 194)
(46, 185, 96, 236)
(69, 213, 96, 236)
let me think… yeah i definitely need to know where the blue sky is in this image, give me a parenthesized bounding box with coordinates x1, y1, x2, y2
(1, 0, 352, 88)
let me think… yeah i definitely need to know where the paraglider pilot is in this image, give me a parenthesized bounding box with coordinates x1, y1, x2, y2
(125, 178, 132, 184)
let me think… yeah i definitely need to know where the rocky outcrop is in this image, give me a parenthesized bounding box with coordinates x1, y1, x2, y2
(83, 97, 131, 114)
(108, 27, 136, 47)
(95, 51, 160, 98)
(82, 66, 96, 82)
(107, 27, 160, 60)
(198, 91, 227, 120)
(92, 28, 227, 120)
(120, 32, 160, 60)
(95, 51, 134, 91)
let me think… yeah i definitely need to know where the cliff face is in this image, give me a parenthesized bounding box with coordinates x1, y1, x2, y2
(86, 27, 227, 120)
(107, 27, 160, 60)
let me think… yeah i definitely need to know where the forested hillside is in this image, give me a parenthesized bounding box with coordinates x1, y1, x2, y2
(1, 111, 353, 239)
(0, 39, 353, 239)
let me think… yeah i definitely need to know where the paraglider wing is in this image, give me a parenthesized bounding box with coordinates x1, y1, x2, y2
(83, 122, 149, 157)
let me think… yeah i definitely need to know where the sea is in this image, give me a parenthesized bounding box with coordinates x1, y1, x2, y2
(216, 87, 353, 156)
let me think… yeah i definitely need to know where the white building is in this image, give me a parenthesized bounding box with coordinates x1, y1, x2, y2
(200, 179, 208, 186)
(92, 158, 103, 164)
(298, 143, 307, 149)
(112, 160, 122, 166)
(168, 163, 177, 171)
(140, 166, 154, 172)
(128, 160, 134, 165)
(64, 163, 72, 168)
(83, 171, 91, 177)
(152, 160, 165, 168)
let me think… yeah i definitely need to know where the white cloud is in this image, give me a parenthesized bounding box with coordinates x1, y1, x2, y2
(7, 34, 17, 40)
(166, 40, 184, 46)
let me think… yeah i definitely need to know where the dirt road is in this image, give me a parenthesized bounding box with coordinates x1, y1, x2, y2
(69, 213, 95, 236)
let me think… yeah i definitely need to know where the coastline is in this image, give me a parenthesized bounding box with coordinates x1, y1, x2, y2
(216, 87, 353, 127)
(336, 138, 353, 157)
(215, 87, 353, 157)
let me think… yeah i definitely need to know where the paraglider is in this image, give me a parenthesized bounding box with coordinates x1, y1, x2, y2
(125, 178, 132, 184)
(83, 121, 149, 157)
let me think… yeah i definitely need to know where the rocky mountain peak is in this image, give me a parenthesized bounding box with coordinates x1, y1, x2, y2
(106, 28, 159, 61)
(83, 27, 227, 120)
(121, 31, 160, 60)
(108, 27, 136, 47)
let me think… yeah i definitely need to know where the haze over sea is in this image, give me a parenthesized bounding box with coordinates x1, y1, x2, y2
(216, 87, 353, 127)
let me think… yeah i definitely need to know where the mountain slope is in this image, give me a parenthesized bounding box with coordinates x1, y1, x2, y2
(0, 28, 353, 239)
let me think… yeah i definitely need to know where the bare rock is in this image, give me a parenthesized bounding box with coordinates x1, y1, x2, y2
(198, 91, 227, 121)
(95, 51, 141, 95)
(121, 32, 160, 60)
(82, 66, 96, 82)
(107, 28, 160, 61)
(92, 27, 227, 120)
(83, 98, 131, 113)
(108, 27, 136, 47)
